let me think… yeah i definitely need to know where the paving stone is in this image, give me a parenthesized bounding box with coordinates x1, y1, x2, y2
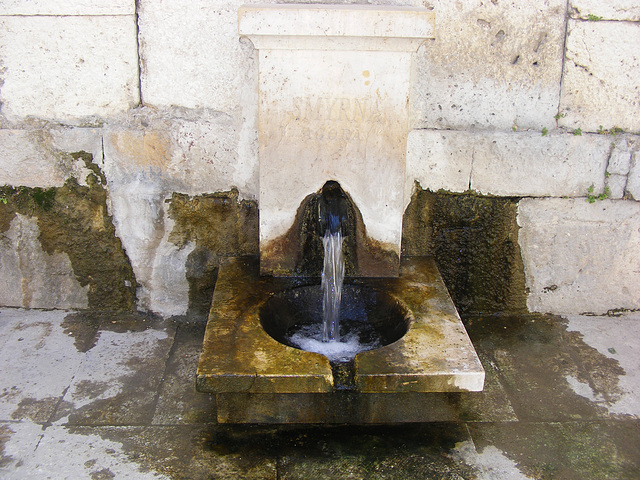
(152, 322, 217, 425)
(0, 421, 44, 477)
(83, 425, 278, 480)
(566, 314, 640, 418)
(464, 315, 624, 422)
(0, 310, 83, 423)
(560, 19, 640, 132)
(55, 319, 175, 426)
(468, 421, 640, 479)
(277, 424, 475, 480)
(4, 425, 164, 480)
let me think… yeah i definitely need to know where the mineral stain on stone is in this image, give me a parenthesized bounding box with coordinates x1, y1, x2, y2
(0, 152, 137, 311)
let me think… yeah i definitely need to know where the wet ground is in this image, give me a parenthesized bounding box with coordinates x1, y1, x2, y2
(0, 307, 638, 479)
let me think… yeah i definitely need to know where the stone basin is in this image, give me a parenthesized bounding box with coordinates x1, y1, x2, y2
(196, 256, 484, 423)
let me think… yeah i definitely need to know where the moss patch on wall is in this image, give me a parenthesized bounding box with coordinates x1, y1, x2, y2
(167, 189, 259, 318)
(402, 185, 527, 315)
(0, 152, 137, 311)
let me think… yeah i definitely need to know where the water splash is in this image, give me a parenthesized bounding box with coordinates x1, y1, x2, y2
(321, 229, 344, 342)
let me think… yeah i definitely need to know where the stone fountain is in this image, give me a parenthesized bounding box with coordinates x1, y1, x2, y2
(196, 4, 485, 424)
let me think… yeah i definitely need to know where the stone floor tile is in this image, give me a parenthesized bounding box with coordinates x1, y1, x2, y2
(276, 424, 476, 479)
(0, 310, 84, 423)
(464, 314, 623, 422)
(566, 314, 640, 418)
(0, 421, 44, 476)
(467, 420, 640, 480)
(152, 322, 217, 425)
(54, 315, 176, 426)
(77, 425, 277, 480)
(3, 424, 165, 480)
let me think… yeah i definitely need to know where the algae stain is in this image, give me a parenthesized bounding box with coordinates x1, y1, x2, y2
(0, 152, 137, 311)
(402, 185, 527, 315)
(167, 188, 259, 318)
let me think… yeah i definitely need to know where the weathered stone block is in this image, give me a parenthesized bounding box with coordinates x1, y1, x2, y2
(470, 132, 610, 197)
(406, 129, 473, 194)
(0, 16, 139, 123)
(560, 20, 640, 133)
(103, 112, 255, 199)
(0, 128, 103, 188)
(412, 0, 565, 131)
(517, 198, 640, 314)
(606, 174, 627, 199)
(138, 0, 254, 115)
(0, 0, 133, 15)
(570, 0, 640, 21)
(102, 112, 259, 316)
(0, 214, 89, 309)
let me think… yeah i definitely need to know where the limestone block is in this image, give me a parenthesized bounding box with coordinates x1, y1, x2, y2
(138, 0, 255, 114)
(407, 129, 610, 197)
(406, 129, 473, 194)
(412, 0, 565, 131)
(560, 20, 640, 133)
(517, 198, 640, 314)
(0, 214, 89, 309)
(102, 115, 255, 199)
(0, 128, 103, 188)
(470, 132, 610, 197)
(0, 16, 139, 123)
(570, 0, 640, 21)
(0, 0, 134, 15)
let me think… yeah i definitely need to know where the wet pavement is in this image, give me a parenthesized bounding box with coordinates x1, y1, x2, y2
(0, 307, 638, 479)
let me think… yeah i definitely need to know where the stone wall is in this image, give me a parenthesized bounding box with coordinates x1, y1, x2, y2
(1, 0, 638, 316)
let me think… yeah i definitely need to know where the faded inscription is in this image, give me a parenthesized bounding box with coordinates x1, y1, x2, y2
(273, 97, 390, 143)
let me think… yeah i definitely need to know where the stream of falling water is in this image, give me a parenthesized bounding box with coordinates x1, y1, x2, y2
(321, 229, 344, 342)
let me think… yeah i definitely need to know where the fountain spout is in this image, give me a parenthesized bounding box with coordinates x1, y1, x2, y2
(318, 181, 348, 236)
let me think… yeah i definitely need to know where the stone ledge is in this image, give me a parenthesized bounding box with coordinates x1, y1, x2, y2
(408, 129, 611, 198)
(238, 4, 434, 51)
